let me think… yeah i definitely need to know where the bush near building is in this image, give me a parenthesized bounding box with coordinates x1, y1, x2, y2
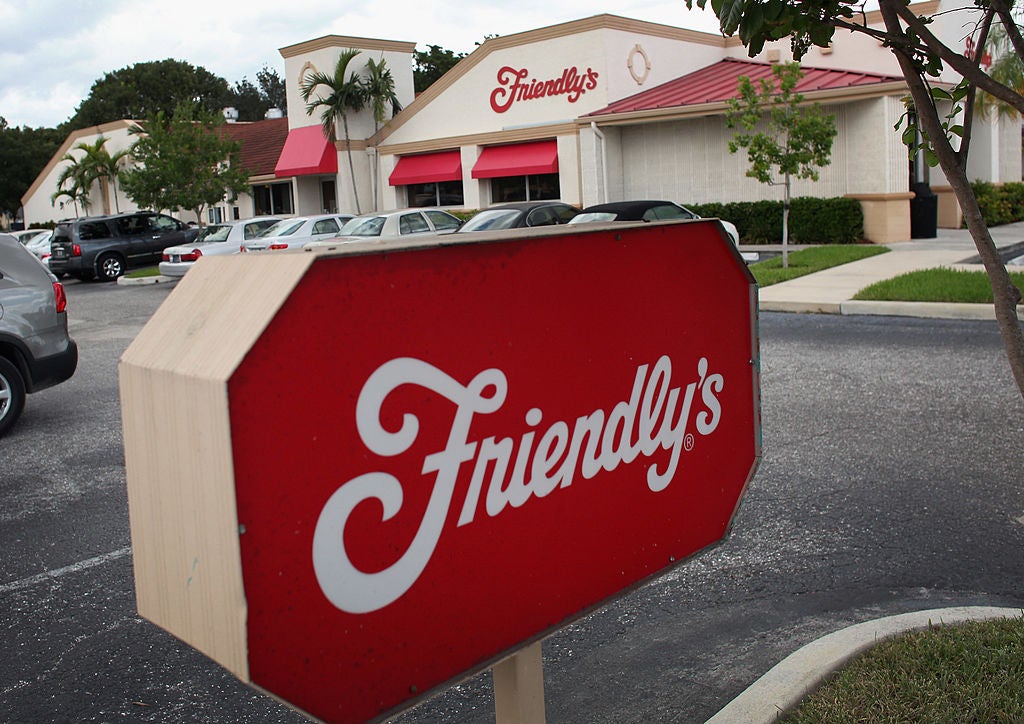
(691, 196, 864, 244)
(970, 181, 1024, 226)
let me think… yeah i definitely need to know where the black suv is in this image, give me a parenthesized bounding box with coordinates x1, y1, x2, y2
(0, 234, 78, 437)
(50, 212, 199, 282)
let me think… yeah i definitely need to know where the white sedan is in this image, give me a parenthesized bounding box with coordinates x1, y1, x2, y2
(304, 208, 462, 250)
(159, 217, 280, 277)
(240, 214, 353, 252)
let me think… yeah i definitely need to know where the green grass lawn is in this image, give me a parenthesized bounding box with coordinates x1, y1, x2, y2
(854, 266, 1024, 303)
(750, 246, 890, 287)
(781, 616, 1024, 722)
(124, 266, 161, 279)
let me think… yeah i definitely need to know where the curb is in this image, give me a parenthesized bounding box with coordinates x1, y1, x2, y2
(759, 300, 1023, 320)
(706, 606, 1024, 723)
(116, 274, 179, 286)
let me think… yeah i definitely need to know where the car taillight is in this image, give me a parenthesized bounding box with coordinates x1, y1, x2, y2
(239, 245, 247, 253)
(162, 252, 170, 261)
(71, 243, 82, 257)
(52, 282, 67, 314)
(269, 243, 288, 250)
(181, 249, 202, 262)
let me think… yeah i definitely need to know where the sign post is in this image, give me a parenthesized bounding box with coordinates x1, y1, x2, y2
(120, 219, 760, 723)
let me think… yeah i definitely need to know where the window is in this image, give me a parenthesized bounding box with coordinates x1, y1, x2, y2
(423, 210, 461, 232)
(149, 215, 182, 232)
(490, 173, 560, 203)
(312, 218, 341, 235)
(79, 221, 112, 240)
(208, 207, 224, 224)
(399, 213, 430, 235)
(253, 182, 294, 216)
(405, 180, 464, 208)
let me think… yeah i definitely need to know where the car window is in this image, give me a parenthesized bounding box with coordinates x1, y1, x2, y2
(115, 216, 145, 236)
(424, 210, 460, 231)
(197, 225, 231, 242)
(340, 217, 386, 237)
(244, 220, 278, 239)
(460, 209, 520, 231)
(399, 213, 430, 235)
(79, 221, 112, 240)
(552, 205, 580, 223)
(568, 212, 616, 224)
(312, 218, 340, 234)
(262, 220, 305, 237)
(526, 207, 558, 226)
(149, 215, 183, 232)
(642, 204, 692, 221)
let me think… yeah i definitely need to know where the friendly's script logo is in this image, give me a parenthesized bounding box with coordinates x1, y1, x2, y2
(312, 355, 724, 614)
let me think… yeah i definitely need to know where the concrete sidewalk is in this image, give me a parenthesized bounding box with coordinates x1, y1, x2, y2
(753, 221, 1024, 320)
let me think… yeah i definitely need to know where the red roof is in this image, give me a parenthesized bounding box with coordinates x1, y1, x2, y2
(585, 57, 905, 117)
(221, 117, 290, 177)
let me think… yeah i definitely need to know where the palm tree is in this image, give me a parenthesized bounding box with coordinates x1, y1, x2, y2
(364, 56, 403, 210)
(72, 137, 130, 214)
(300, 49, 368, 214)
(974, 21, 1024, 119)
(51, 153, 91, 217)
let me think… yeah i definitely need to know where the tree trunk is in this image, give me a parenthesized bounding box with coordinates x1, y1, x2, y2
(881, 1, 1024, 402)
(782, 172, 791, 269)
(341, 114, 361, 215)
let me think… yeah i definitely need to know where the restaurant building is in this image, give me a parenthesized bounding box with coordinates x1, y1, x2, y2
(23, 1, 1021, 243)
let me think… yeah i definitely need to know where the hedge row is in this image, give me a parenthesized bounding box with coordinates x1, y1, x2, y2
(690, 197, 864, 245)
(970, 181, 1024, 227)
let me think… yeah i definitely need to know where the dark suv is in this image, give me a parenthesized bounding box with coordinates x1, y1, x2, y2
(50, 212, 199, 282)
(0, 234, 78, 437)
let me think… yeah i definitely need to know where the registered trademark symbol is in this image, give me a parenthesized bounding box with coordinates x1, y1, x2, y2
(684, 433, 695, 451)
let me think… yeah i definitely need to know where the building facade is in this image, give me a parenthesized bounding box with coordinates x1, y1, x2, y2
(23, 1, 1022, 243)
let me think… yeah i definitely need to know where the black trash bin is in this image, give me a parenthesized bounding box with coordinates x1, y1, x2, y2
(910, 182, 938, 239)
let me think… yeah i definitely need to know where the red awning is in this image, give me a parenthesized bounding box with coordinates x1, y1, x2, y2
(471, 140, 558, 179)
(274, 125, 338, 177)
(388, 150, 463, 186)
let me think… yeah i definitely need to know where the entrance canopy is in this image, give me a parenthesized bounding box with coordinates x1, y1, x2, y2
(388, 150, 462, 186)
(471, 140, 558, 179)
(275, 125, 338, 177)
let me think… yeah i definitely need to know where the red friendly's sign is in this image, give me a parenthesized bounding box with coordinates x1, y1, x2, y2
(121, 219, 760, 724)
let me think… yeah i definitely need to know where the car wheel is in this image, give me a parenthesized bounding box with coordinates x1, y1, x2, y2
(0, 357, 27, 438)
(96, 253, 125, 282)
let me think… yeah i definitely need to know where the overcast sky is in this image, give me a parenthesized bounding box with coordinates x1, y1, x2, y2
(0, 0, 723, 130)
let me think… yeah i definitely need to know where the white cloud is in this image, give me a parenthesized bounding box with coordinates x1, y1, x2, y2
(0, 0, 722, 129)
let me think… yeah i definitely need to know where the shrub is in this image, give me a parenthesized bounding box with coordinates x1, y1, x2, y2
(970, 180, 1024, 226)
(690, 196, 864, 244)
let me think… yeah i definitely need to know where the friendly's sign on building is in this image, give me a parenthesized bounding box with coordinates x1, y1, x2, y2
(120, 220, 761, 723)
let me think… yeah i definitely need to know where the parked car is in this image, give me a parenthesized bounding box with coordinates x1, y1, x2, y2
(160, 217, 280, 277)
(457, 201, 579, 232)
(570, 200, 757, 261)
(0, 234, 78, 437)
(23, 230, 54, 265)
(305, 208, 462, 250)
(49, 212, 200, 282)
(10, 228, 51, 246)
(240, 214, 353, 253)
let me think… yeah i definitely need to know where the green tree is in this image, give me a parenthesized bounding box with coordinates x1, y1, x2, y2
(414, 45, 466, 93)
(0, 118, 62, 221)
(301, 49, 368, 213)
(364, 56, 403, 210)
(70, 137, 130, 214)
(727, 63, 837, 267)
(67, 59, 231, 129)
(51, 152, 92, 217)
(120, 103, 251, 224)
(686, 0, 1024, 400)
(257, 66, 287, 113)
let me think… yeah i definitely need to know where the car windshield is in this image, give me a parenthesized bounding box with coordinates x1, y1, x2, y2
(339, 216, 386, 237)
(569, 212, 618, 224)
(460, 209, 521, 232)
(197, 225, 231, 242)
(261, 220, 306, 237)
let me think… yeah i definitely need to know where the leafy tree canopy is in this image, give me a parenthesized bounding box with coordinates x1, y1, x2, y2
(0, 117, 63, 218)
(67, 59, 232, 130)
(120, 103, 251, 223)
(228, 66, 288, 122)
(414, 45, 467, 93)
